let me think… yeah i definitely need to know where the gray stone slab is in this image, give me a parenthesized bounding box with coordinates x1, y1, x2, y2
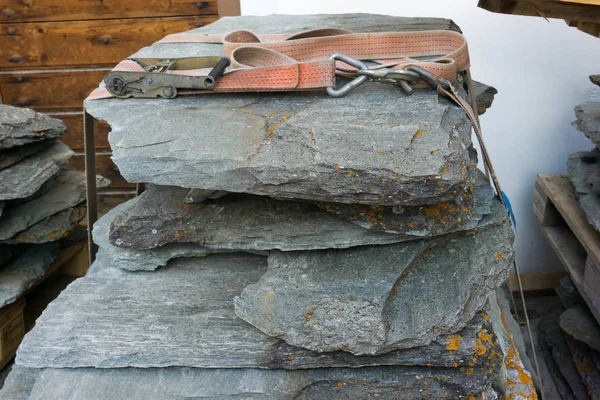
(0, 142, 73, 201)
(2, 204, 86, 244)
(472, 80, 498, 115)
(568, 150, 600, 232)
(564, 333, 600, 400)
(0, 171, 109, 241)
(86, 14, 478, 206)
(540, 310, 590, 400)
(0, 243, 59, 308)
(0, 139, 56, 170)
(1, 364, 497, 400)
(235, 219, 514, 355)
(560, 306, 600, 352)
(557, 276, 585, 309)
(17, 254, 505, 370)
(0, 105, 65, 149)
(107, 168, 504, 252)
(0, 365, 38, 400)
(573, 97, 600, 147)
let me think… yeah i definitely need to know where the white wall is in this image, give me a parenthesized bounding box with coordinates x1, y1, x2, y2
(240, 0, 600, 274)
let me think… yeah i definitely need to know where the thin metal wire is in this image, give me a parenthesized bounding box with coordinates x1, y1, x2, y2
(464, 69, 544, 399)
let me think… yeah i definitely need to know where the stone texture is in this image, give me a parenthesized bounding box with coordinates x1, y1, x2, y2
(0, 171, 109, 241)
(0, 139, 56, 170)
(1, 365, 498, 400)
(539, 311, 590, 400)
(568, 150, 600, 231)
(0, 142, 73, 201)
(2, 204, 87, 244)
(94, 203, 218, 271)
(560, 306, 600, 352)
(0, 105, 66, 149)
(85, 14, 482, 206)
(0, 243, 59, 308)
(0, 365, 37, 400)
(564, 333, 600, 399)
(235, 219, 514, 355)
(557, 276, 585, 309)
(17, 254, 505, 370)
(107, 168, 504, 252)
(573, 91, 600, 147)
(472, 80, 498, 115)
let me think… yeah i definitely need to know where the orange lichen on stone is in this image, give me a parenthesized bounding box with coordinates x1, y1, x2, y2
(337, 382, 343, 387)
(423, 207, 441, 217)
(347, 171, 356, 178)
(445, 335, 462, 351)
(466, 368, 474, 376)
(287, 354, 295, 361)
(412, 129, 423, 141)
(283, 115, 290, 120)
(495, 253, 503, 260)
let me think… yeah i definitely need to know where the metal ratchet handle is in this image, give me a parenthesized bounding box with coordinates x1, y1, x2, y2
(206, 57, 231, 87)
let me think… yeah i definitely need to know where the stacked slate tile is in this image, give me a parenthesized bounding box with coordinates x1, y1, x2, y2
(0, 105, 110, 311)
(521, 278, 600, 400)
(568, 78, 600, 231)
(1, 15, 536, 399)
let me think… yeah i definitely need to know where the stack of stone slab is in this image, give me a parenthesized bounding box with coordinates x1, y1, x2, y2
(521, 278, 600, 400)
(568, 78, 600, 231)
(1, 14, 536, 399)
(0, 105, 110, 311)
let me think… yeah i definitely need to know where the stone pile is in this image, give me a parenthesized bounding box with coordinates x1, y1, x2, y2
(0, 105, 110, 310)
(1, 14, 536, 399)
(568, 79, 600, 231)
(521, 278, 600, 400)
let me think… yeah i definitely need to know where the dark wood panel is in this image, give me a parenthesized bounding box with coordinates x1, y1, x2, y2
(67, 154, 135, 189)
(0, 69, 108, 111)
(51, 113, 111, 150)
(0, 0, 218, 23)
(1, 16, 217, 69)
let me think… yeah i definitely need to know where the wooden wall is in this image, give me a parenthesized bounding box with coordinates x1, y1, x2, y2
(0, 0, 239, 203)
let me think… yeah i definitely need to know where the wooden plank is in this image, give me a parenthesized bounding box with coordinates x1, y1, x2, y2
(508, 271, 569, 291)
(1, 16, 218, 70)
(67, 153, 135, 189)
(217, 0, 241, 17)
(0, 0, 218, 23)
(0, 299, 25, 370)
(49, 111, 111, 150)
(0, 68, 108, 111)
(478, 0, 600, 23)
(576, 20, 600, 36)
(536, 174, 600, 265)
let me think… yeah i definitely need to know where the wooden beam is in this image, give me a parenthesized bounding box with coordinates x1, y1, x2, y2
(217, 0, 241, 17)
(479, 0, 600, 23)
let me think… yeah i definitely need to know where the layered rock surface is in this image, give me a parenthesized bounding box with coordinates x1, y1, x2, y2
(573, 90, 599, 147)
(0, 171, 109, 241)
(17, 254, 505, 370)
(0, 105, 66, 149)
(235, 219, 514, 355)
(0, 142, 73, 201)
(107, 168, 498, 251)
(85, 15, 482, 207)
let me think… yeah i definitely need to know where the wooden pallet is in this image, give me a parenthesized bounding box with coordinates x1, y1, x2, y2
(533, 174, 600, 323)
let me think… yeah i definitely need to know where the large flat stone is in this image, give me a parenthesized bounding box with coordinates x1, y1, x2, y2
(235, 220, 514, 355)
(86, 14, 479, 206)
(564, 333, 600, 399)
(2, 204, 87, 244)
(17, 254, 504, 370)
(2, 364, 499, 400)
(560, 306, 600, 352)
(0, 171, 109, 241)
(0, 105, 65, 149)
(0, 243, 59, 308)
(0, 139, 57, 170)
(0, 142, 73, 201)
(108, 168, 502, 252)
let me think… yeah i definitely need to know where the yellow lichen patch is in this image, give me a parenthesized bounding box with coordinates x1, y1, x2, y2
(466, 368, 474, 376)
(347, 171, 356, 178)
(270, 111, 277, 115)
(445, 335, 462, 351)
(495, 252, 503, 260)
(423, 207, 441, 217)
(412, 129, 423, 141)
(267, 121, 282, 137)
(337, 382, 343, 387)
(287, 354, 295, 361)
(283, 115, 290, 120)
(389, 125, 394, 128)
(303, 310, 314, 320)
(335, 165, 341, 171)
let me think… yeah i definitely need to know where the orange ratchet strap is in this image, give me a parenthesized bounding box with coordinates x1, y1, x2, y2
(87, 28, 470, 100)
